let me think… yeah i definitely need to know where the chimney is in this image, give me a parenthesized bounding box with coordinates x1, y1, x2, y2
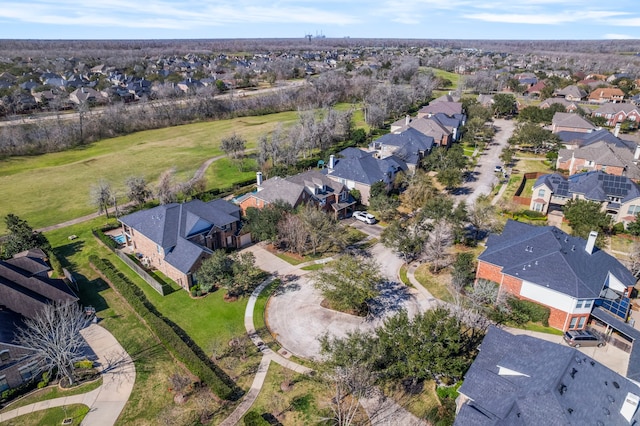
(256, 171, 263, 187)
(585, 231, 598, 254)
(634, 144, 640, 161)
(405, 115, 410, 126)
(329, 154, 335, 169)
(614, 122, 621, 137)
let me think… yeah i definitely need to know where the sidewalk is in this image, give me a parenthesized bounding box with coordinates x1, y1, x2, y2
(0, 324, 135, 426)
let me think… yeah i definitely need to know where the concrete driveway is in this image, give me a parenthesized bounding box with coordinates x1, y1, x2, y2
(247, 243, 432, 360)
(455, 118, 515, 206)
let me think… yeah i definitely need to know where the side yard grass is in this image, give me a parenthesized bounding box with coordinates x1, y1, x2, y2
(413, 264, 454, 303)
(0, 378, 102, 413)
(0, 403, 89, 426)
(44, 218, 247, 425)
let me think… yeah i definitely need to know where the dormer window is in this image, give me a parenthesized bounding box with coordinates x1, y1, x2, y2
(0, 350, 9, 362)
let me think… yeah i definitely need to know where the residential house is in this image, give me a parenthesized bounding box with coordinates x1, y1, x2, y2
(235, 169, 355, 219)
(417, 101, 463, 118)
(323, 148, 408, 205)
(589, 87, 625, 104)
(592, 103, 640, 127)
(477, 94, 494, 108)
(390, 115, 453, 147)
(119, 199, 245, 290)
(369, 127, 435, 171)
(0, 250, 78, 393)
(551, 112, 596, 134)
(455, 326, 640, 425)
(556, 131, 640, 180)
(476, 220, 636, 331)
(524, 80, 546, 97)
(539, 97, 584, 114)
(554, 85, 587, 101)
(68, 87, 107, 105)
(530, 171, 640, 226)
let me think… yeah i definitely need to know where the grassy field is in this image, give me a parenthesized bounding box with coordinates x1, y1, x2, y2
(413, 264, 454, 303)
(43, 219, 244, 425)
(0, 378, 102, 413)
(428, 68, 460, 89)
(0, 404, 89, 426)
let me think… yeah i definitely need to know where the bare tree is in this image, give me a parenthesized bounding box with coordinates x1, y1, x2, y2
(125, 176, 152, 206)
(422, 219, 453, 273)
(90, 180, 113, 217)
(277, 213, 308, 255)
(467, 195, 497, 240)
(220, 133, 246, 171)
(320, 364, 374, 426)
(625, 242, 640, 278)
(15, 301, 89, 386)
(156, 167, 178, 204)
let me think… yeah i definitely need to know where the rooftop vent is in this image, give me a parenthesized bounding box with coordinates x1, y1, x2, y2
(621, 393, 640, 423)
(570, 368, 577, 379)
(614, 381, 620, 389)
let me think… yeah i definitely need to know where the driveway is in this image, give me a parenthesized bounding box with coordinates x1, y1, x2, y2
(456, 118, 515, 206)
(249, 243, 432, 360)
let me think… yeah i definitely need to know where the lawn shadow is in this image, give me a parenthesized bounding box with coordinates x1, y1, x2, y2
(52, 240, 86, 269)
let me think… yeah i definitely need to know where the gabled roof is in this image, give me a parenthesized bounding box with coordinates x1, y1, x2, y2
(478, 220, 635, 299)
(557, 136, 640, 180)
(593, 103, 638, 116)
(456, 326, 640, 426)
(0, 258, 77, 321)
(556, 85, 587, 99)
(589, 87, 625, 100)
(552, 112, 596, 131)
(325, 148, 407, 186)
(407, 116, 451, 140)
(418, 101, 463, 117)
(253, 177, 306, 207)
(119, 199, 241, 274)
(535, 171, 640, 203)
(374, 128, 434, 165)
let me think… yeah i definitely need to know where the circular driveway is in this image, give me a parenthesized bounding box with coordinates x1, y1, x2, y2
(265, 244, 432, 360)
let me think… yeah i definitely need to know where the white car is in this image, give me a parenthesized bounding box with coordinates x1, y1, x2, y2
(353, 211, 376, 224)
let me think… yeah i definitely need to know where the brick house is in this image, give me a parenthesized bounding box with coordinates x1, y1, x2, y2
(588, 87, 625, 103)
(551, 112, 597, 134)
(529, 171, 640, 226)
(323, 148, 408, 205)
(556, 130, 640, 181)
(0, 251, 78, 393)
(119, 199, 244, 290)
(235, 169, 355, 219)
(456, 326, 640, 425)
(592, 103, 640, 127)
(369, 127, 434, 171)
(476, 220, 636, 331)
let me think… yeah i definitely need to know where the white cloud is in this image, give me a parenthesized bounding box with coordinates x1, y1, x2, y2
(603, 33, 636, 39)
(464, 10, 627, 25)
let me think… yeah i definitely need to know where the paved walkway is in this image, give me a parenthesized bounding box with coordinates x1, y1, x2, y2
(0, 324, 135, 426)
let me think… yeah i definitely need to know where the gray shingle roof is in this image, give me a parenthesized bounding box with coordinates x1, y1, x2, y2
(552, 112, 596, 130)
(535, 171, 640, 203)
(478, 220, 635, 299)
(119, 199, 241, 274)
(456, 326, 640, 426)
(325, 148, 407, 186)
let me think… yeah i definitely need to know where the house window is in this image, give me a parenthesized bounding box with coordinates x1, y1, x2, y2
(533, 202, 544, 212)
(569, 317, 578, 329)
(576, 300, 584, 309)
(628, 205, 640, 215)
(0, 376, 8, 392)
(19, 362, 38, 381)
(0, 350, 9, 362)
(538, 189, 546, 198)
(586, 160, 594, 167)
(584, 300, 592, 309)
(578, 317, 586, 329)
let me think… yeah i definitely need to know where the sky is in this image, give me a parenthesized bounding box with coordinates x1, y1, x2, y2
(1, 0, 640, 41)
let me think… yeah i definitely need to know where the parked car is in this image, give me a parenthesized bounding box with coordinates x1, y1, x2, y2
(563, 330, 605, 348)
(353, 211, 376, 224)
(494, 165, 503, 173)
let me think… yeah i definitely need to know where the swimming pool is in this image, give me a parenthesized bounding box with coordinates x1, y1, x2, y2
(112, 234, 126, 244)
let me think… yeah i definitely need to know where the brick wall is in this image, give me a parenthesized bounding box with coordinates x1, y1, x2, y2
(476, 261, 503, 284)
(548, 306, 569, 330)
(127, 230, 190, 289)
(502, 274, 523, 296)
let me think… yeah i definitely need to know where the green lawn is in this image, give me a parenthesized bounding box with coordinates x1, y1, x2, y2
(43, 219, 241, 425)
(427, 68, 461, 89)
(413, 264, 454, 303)
(0, 404, 89, 426)
(0, 378, 102, 413)
(516, 322, 564, 335)
(0, 111, 301, 233)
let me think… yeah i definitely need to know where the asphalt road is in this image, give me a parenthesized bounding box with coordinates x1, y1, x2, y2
(454, 118, 516, 206)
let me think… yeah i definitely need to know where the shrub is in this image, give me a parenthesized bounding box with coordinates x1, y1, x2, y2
(520, 210, 546, 220)
(91, 229, 118, 251)
(74, 360, 94, 369)
(89, 255, 238, 400)
(508, 297, 550, 326)
(37, 371, 50, 389)
(613, 222, 625, 235)
(243, 411, 270, 426)
(291, 394, 313, 412)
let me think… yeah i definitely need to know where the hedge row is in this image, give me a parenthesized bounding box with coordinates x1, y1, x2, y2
(92, 229, 118, 251)
(89, 255, 239, 400)
(508, 297, 551, 327)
